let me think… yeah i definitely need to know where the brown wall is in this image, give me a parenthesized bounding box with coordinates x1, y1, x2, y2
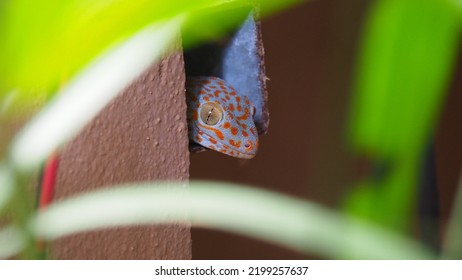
(52, 53, 192, 259)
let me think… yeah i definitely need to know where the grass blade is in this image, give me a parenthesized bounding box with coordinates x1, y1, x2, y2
(30, 182, 432, 259)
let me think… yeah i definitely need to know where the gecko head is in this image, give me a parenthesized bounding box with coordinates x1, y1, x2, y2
(186, 77, 259, 159)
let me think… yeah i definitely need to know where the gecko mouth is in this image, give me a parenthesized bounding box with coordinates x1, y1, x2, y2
(217, 138, 256, 158)
(207, 135, 256, 158)
(194, 122, 257, 159)
(217, 138, 257, 159)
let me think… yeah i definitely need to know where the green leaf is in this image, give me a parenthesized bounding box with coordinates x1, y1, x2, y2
(0, 226, 25, 259)
(0, 0, 299, 109)
(0, 0, 209, 93)
(350, 0, 460, 157)
(346, 0, 461, 231)
(9, 18, 183, 172)
(27, 182, 432, 259)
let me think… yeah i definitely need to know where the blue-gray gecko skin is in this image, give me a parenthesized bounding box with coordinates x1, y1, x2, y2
(186, 76, 259, 159)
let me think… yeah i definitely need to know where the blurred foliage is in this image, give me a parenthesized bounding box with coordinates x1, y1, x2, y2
(30, 182, 432, 259)
(1, 0, 462, 259)
(0, 1, 210, 92)
(346, 0, 461, 233)
(0, 0, 297, 114)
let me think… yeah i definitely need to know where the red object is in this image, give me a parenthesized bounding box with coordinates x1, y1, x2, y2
(39, 153, 59, 210)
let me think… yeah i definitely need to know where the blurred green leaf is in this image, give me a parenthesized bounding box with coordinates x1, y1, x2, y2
(0, 0, 208, 93)
(346, 0, 460, 231)
(9, 17, 183, 172)
(0, 226, 25, 259)
(0, 0, 299, 110)
(181, 1, 252, 48)
(26, 182, 432, 259)
(350, 0, 460, 158)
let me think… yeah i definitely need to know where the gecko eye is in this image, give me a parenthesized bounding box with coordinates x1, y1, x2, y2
(199, 102, 223, 126)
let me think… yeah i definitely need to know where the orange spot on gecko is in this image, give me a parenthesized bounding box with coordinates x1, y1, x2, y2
(214, 90, 220, 97)
(209, 137, 217, 144)
(225, 96, 231, 100)
(240, 123, 247, 130)
(223, 122, 231, 129)
(235, 96, 241, 103)
(215, 130, 224, 140)
(237, 114, 248, 121)
(229, 139, 242, 148)
(245, 99, 250, 105)
(202, 126, 225, 140)
(242, 131, 248, 137)
(250, 128, 256, 136)
(231, 127, 238, 135)
(198, 122, 225, 141)
(203, 96, 210, 101)
(192, 111, 198, 121)
(230, 91, 236, 96)
(237, 105, 242, 112)
(195, 135, 202, 142)
(229, 104, 235, 111)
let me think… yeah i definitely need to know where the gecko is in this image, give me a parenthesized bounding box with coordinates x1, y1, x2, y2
(38, 77, 258, 210)
(186, 76, 259, 159)
(34, 76, 258, 257)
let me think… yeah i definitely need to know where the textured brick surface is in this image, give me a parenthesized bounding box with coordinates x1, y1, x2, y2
(52, 53, 191, 259)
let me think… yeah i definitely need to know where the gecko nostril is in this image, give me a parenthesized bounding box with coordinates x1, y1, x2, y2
(251, 106, 256, 117)
(245, 142, 252, 150)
